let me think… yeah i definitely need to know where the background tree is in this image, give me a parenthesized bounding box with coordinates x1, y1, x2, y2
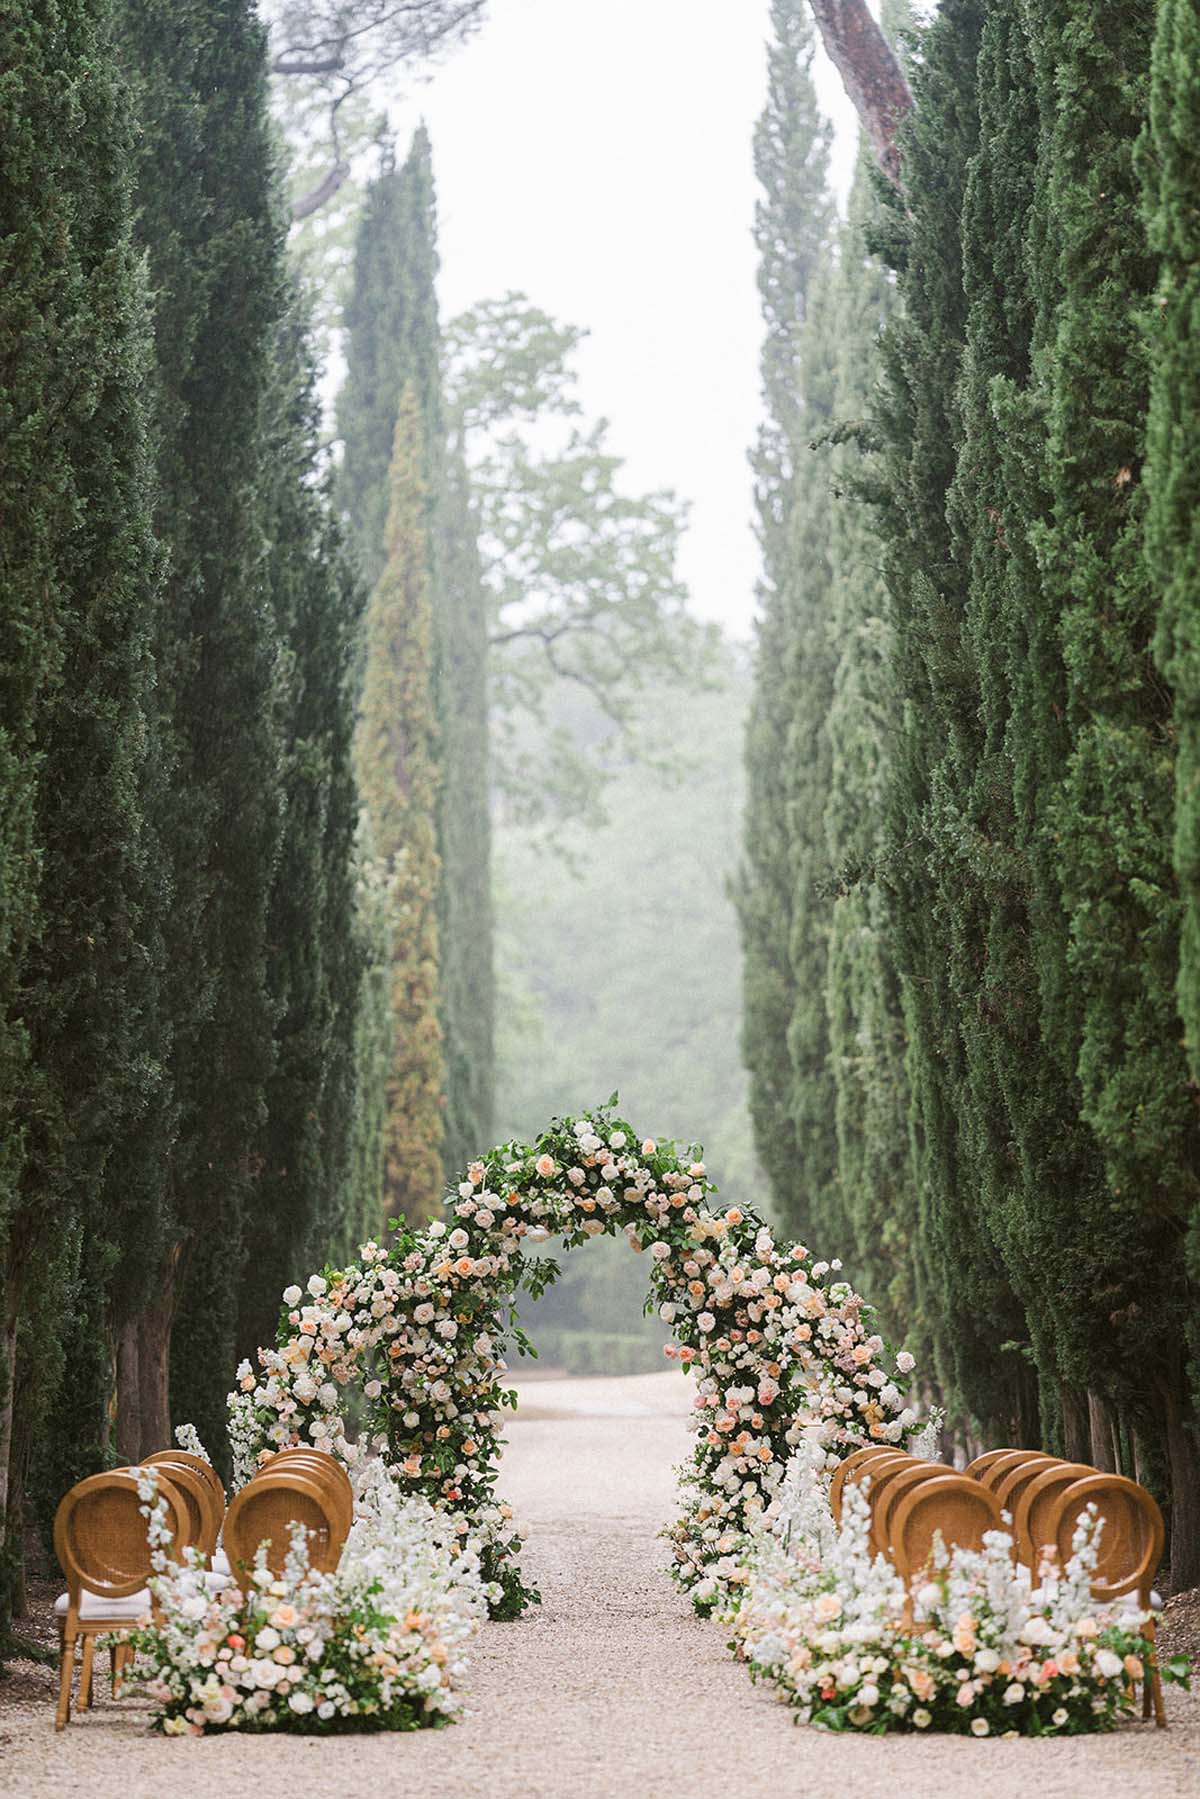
(355, 390, 447, 1223)
(1, 0, 166, 1634)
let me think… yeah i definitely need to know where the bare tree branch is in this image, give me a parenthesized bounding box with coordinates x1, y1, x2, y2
(806, 0, 912, 187)
(291, 159, 354, 218)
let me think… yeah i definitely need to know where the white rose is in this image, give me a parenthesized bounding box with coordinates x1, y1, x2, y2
(403, 1410, 420, 1427)
(458, 1182, 474, 1199)
(364, 1379, 382, 1400)
(288, 1691, 315, 1714)
(317, 1700, 336, 1720)
(896, 1350, 915, 1373)
(1003, 1682, 1025, 1705)
(1095, 1649, 1123, 1679)
(449, 1229, 469, 1249)
(319, 1382, 338, 1408)
(307, 1274, 327, 1298)
(659, 1303, 677, 1321)
(414, 1303, 435, 1324)
(1020, 1616, 1055, 1647)
(428, 1220, 447, 1237)
(282, 1285, 302, 1307)
(255, 1627, 280, 1652)
(698, 1312, 716, 1332)
(651, 1243, 671, 1262)
(609, 1132, 627, 1148)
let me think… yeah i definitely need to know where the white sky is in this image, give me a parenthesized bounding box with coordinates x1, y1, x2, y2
(386, 0, 862, 640)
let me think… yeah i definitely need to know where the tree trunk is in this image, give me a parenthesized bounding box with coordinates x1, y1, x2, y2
(1162, 1378, 1200, 1592)
(136, 1253, 177, 1458)
(1060, 1383, 1091, 1462)
(1087, 1390, 1118, 1471)
(115, 1321, 142, 1465)
(806, 1, 913, 188)
(0, 1299, 17, 1526)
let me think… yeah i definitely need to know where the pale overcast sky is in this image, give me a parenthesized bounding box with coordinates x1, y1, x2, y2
(388, 0, 861, 641)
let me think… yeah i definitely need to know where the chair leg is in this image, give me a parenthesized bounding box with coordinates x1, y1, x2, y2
(55, 1630, 76, 1732)
(1141, 1618, 1168, 1730)
(78, 1634, 96, 1713)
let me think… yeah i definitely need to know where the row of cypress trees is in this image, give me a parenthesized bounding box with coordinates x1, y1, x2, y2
(0, 0, 376, 1633)
(739, 0, 1200, 1586)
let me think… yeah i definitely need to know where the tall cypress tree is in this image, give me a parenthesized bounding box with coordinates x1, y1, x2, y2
(236, 301, 365, 1360)
(113, 0, 289, 1458)
(1, 0, 165, 1624)
(1026, 0, 1200, 1578)
(873, 0, 1039, 1443)
(355, 389, 446, 1222)
(737, 0, 835, 1226)
(1144, 0, 1200, 1497)
(340, 130, 493, 1211)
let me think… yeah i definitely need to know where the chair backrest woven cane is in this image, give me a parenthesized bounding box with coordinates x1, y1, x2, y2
(222, 1469, 347, 1591)
(54, 1469, 186, 1608)
(1046, 1473, 1164, 1604)
(890, 1475, 1002, 1582)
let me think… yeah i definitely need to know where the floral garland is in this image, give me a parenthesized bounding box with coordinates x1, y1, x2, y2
(228, 1104, 918, 1618)
(130, 1464, 489, 1734)
(732, 1458, 1191, 1735)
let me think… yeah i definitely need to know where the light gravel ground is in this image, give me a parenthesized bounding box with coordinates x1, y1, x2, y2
(2, 1370, 1196, 1799)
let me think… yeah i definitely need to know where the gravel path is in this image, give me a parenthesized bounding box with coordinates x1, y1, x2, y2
(2, 1371, 1196, 1799)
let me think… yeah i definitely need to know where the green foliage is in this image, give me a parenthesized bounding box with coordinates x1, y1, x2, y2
(736, 0, 835, 1222)
(0, 0, 166, 1629)
(1144, 0, 1200, 1403)
(355, 389, 447, 1224)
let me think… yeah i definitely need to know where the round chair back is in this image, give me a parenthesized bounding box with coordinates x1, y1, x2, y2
(963, 1448, 1021, 1480)
(260, 1449, 353, 1536)
(828, 1446, 897, 1522)
(1046, 1473, 1164, 1603)
(146, 1449, 225, 1512)
(972, 1448, 1038, 1492)
(830, 1450, 911, 1524)
(222, 1469, 346, 1590)
(873, 1462, 949, 1555)
(992, 1453, 1059, 1522)
(889, 1474, 1002, 1581)
(54, 1469, 187, 1604)
(140, 1456, 221, 1558)
(1012, 1461, 1096, 1568)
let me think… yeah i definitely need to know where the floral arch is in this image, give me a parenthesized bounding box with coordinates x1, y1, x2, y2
(229, 1104, 918, 1616)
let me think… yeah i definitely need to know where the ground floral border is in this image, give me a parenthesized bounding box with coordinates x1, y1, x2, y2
(229, 1104, 919, 1617)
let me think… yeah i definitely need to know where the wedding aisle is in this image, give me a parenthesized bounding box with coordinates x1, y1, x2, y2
(3, 1373, 1196, 1799)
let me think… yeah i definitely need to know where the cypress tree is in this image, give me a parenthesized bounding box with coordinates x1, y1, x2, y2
(873, 0, 1038, 1442)
(737, 0, 835, 1224)
(819, 153, 913, 1340)
(355, 389, 446, 1222)
(1026, 0, 1200, 1578)
(236, 301, 365, 1359)
(114, 0, 289, 1458)
(1144, 0, 1200, 1397)
(340, 130, 494, 1206)
(1, 0, 165, 1622)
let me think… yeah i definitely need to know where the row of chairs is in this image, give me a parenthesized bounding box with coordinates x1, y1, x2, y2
(830, 1443, 1167, 1726)
(53, 1446, 352, 1729)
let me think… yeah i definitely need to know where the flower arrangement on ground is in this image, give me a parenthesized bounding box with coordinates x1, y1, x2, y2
(226, 1104, 919, 1618)
(129, 1465, 489, 1734)
(733, 1457, 1190, 1735)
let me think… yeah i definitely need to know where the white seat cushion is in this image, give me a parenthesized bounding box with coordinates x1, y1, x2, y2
(55, 1589, 151, 1622)
(213, 1547, 231, 1576)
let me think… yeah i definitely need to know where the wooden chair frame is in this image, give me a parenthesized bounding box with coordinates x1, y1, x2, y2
(890, 1475, 1002, 1620)
(1012, 1461, 1096, 1569)
(873, 1461, 949, 1553)
(1046, 1473, 1167, 1729)
(830, 1450, 912, 1524)
(991, 1452, 1060, 1522)
(222, 1468, 347, 1592)
(53, 1469, 187, 1730)
(261, 1448, 354, 1537)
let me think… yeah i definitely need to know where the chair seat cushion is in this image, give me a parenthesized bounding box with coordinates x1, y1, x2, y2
(55, 1589, 151, 1622)
(213, 1546, 231, 1576)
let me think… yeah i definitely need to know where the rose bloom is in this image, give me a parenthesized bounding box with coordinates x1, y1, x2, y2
(535, 1154, 556, 1178)
(271, 1606, 297, 1629)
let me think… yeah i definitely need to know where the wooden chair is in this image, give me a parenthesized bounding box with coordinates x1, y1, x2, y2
(222, 1468, 348, 1592)
(262, 1447, 354, 1538)
(890, 1474, 1002, 1612)
(1046, 1472, 1167, 1728)
(830, 1451, 912, 1524)
(1012, 1461, 1096, 1569)
(145, 1448, 225, 1517)
(140, 1455, 222, 1559)
(53, 1468, 187, 1730)
(963, 1448, 1020, 1480)
(971, 1448, 1041, 1492)
(991, 1452, 1060, 1522)
(828, 1447, 900, 1523)
(873, 1461, 949, 1553)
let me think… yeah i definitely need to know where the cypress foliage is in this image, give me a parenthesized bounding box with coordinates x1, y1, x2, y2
(340, 130, 494, 1209)
(114, 0, 289, 1457)
(1, 0, 165, 1621)
(355, 390, 446, 1222)
(737, 0, 835, 1225)
(236, 303, 365, 1359)
(819, 157, 913, 1341)
(873, 0, 1039, 1443)
(1025, 0, 1200, 1576)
